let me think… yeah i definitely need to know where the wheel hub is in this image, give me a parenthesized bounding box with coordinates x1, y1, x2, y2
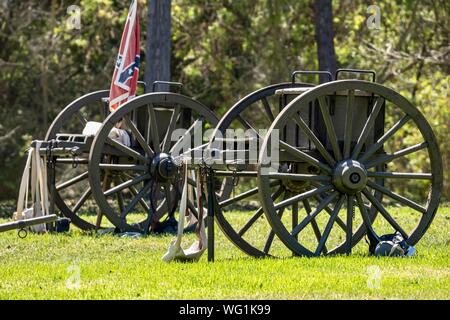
(332, 160, 367, 194)
(150, 153, 177, 182)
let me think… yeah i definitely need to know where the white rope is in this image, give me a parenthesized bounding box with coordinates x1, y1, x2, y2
(162, 161, 207, 263)
(14, 142, 49, 233)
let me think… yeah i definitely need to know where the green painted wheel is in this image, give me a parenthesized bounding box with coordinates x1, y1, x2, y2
(258, 80, 443, 256)
(209, 82, 316, 257)
(88, 92, 231, 233)
(45, 90, 110, 230)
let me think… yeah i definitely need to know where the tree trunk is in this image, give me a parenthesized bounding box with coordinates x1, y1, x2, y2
(145, 0, 172, 93)
(314, 0, 337, 83)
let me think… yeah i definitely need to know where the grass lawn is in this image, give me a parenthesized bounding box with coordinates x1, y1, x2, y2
(0, 206, 449, 300)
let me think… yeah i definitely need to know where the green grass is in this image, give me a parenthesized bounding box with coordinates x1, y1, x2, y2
(0, 207, 449, 300)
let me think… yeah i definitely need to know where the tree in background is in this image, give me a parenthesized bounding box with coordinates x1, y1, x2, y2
(0, 0, 448, 202)
(314, 0, 338, 82)
(145, 0, 172, 92)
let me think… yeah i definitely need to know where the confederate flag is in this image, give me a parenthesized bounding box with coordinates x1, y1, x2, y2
(109, 0, 140, 111)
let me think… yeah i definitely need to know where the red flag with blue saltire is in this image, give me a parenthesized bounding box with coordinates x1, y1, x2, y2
(109, 0, 140, 111)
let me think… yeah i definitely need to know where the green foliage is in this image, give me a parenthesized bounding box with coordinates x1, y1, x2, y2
(331, 0, 449, 199)
(172, 0, 316, 109)
(0, 0, 135, 199)
(0, 0, 448, 200)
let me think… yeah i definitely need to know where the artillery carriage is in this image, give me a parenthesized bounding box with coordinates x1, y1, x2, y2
(31, 69, 442, 258)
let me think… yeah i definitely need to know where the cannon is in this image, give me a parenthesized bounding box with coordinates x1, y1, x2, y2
(42, 82, 233, 233)
(35, 69, 442, 258)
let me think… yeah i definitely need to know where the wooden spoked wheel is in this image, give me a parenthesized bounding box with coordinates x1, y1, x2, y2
(209, 82, 316, 257)
(89, 92, 232, 233)
(45, 90, 110, 230)
(258, 80, 443, 256)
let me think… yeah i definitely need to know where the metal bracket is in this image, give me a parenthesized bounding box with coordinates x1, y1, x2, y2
(152, 81, 183, 93)
(18, 229, 27, 239)
(335, 69, 377, 82)
(137, 81, 147, 92)
(291, 70, 333, 84)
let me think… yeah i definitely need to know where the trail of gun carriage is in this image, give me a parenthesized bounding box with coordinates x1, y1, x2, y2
(0, 0, 448, 300)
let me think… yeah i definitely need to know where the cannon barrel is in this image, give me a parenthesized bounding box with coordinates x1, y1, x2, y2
(0, 215, 59, 233)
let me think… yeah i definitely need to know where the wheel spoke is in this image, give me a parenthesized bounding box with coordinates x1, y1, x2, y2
(352, 97, 385, 159)
(359, 115, 410, 163)
(292, 200, 299, 241)
(104, 174, 150, 197)
(318, 96, 342, 161)
(291, 191, 339, 237)
(163, 105, 181, 153)
(56, 171, 89, 191)
(355, 193, 379, 241)
(214, 171, 258, 178)
(267, 172, 331, 182)
(220, 181, 279, 208)
(187, 200, 199, 219)
(263, 230, 277, 254)
(219, 187, 258, 207)
(309, 181, 347, 231)
(144, 204, 157, 234)
(366, 180, 427, 214)
(293, 113, 336, 166)
(343, 90, 355, 158)
(362, 188, 409, 238)
(279, 141, 332, 174)
(147, 104, 161, 153)
(237, 115, 261, 140)
(274, 184, 334, 211)
(238, 207, 263, 237)
(120, 176, 150, 212)
(72, 187, 92, 214)
(56, 158, 89, 165)
(238, 187, 284, 237)
(95, 173, 110, 229)
(365, 142, 429, 169)
(124, 116, 154, 157)
(368, 172, 432, 180)
(76, 111, 88, 126)
(164, 183, 173, 212)
(106, 137, 149, 164)
(187, 176, 197, 187)
(313, 194, 347, 232)
(115, 177, 125, 214)
(303, 199, 327, 253)
(120, 183, 152, 219)
(263, 192, 287, 254)
(99, 164, 147, 171)
(315, 195, 345, 255)
(261, 97, 275, 122)
(345, 195, 354, 254)
(121, 171, 140, 180)
(315, 189, 371, 215)
(170, 117, 204, 154)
